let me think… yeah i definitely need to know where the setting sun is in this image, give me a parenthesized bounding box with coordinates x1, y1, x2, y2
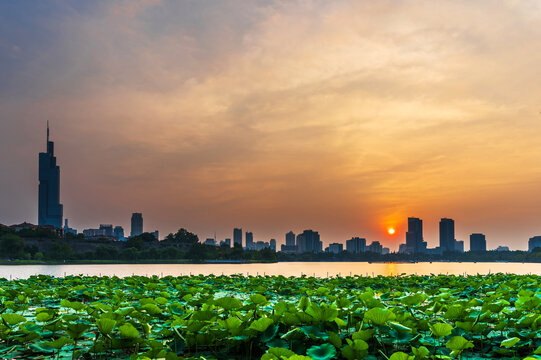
(387, 228, 396, 235)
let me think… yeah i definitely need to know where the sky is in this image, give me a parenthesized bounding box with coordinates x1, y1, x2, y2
(1, 0, 541, 251)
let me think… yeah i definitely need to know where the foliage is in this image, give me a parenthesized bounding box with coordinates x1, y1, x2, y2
(0, 273, 540, 359)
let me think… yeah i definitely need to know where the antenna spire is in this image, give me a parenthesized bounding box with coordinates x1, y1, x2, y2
(47, 120, 50, 143)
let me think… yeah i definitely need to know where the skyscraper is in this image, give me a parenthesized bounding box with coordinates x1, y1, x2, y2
(296, 230, 322, 253)
(114, 226, 125, 239)
(38, 122, 63, 228)
(131, 213, 143, 237)
(233, 228, 242, 247)
(99, 224, 113, 237)
(346, 237, 366, 253)
(470, 233, 486, 251)
(285, 231, 296, 246)
(245, 231, 254, 249)
(405, 217, 426, 253)
(439, 218, 456, 252)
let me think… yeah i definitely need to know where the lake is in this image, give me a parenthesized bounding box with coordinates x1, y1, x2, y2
(1, 261, 540, 279)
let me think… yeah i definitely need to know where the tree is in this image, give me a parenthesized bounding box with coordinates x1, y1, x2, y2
(162, 228, 199, 250)
(0, 234, 25, 259)
(48, 242, 74, 260)
(125, 236, 144, 250)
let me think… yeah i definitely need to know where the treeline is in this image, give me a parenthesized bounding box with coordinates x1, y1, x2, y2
(0, 227, 276, 263)
(277, 249, 541, 262)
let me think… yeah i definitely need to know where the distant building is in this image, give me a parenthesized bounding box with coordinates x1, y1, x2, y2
(99, 224, 113, 237)
(280, 244, 298, 253)
(224, 238, 231, 247)
(455, 240, 464, 253)
(233, 228, 242, 247)
(346, 237, 366, 253)
(296, 230, 322, 253)
(528, 236, 541, 252)
(131, 213, 143, 237)
(382, 247, 390, 255)
(152, 230, 159, 241)
(246, 232, 254, 249)
(285, 231, 296, 246)
(38, 122, 63, 229)
(495, 246, 510, 252)
(63, 219, 77, 236)
(439, 218, 456, 252)
(113, 226, 125, 239)
(470, 233, 486, 251)
(205, 238, 216, 246)
(327, 243, 343, 254)
(398, 243, 408, 254)
(367, 241, 383, 254)
(82, 228, 106, 238)
(406, 217, 426, 253)
(269, 238, 276, 251)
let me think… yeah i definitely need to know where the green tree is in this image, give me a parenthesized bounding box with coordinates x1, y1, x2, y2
(0, 234, 25, 259)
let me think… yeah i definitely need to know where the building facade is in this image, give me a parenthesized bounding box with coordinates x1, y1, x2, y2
(346, 237, 366, 253)
(38, 123, 63, 228)
(470, 233, 486, 251)
(233, 228, 242, 247)
(439, 218, 456, 252)
(405, 217, 426, 253)
(131, 213, 143, 237)
(528, 236, 541, 252)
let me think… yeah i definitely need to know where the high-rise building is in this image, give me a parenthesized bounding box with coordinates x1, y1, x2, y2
(327, 243, 343, 254)
(296, 230, 322, 253)
(246, 231, 254, 249)
(470, 233, 486, 251)
(405, 217, 426, 253)
(224, 238, 231, 247)
(285, 231, 296, 246)
(113, 226, 125, 239)
(152, 230, 159, 240)
(439, 218, 456, 252)
(99, 224, 113, 237)
(346, 237, 366, 253)
(63, 219, 77, 235)
(367, 241, 383, 254)
(233, 228, 242, 247)
(528, 236, 541, 252)
(131, 213, 143, 237)
(269, 238, 276, 251)
(38, 122, 63, 228)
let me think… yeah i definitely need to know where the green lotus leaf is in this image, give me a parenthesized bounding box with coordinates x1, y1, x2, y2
(66, 322, 90, 340)
(364, 307, 395, 326)
(142, 303, 162, 315)
(214, 296, 243, 311)
(500, 337, 520, 348)
(411, 346, 430, 359)
(341, 339, 369, 360)
(390, 321, 412, 333)
(96, 317, 116, 335)
(389, 352, 411, 360)
(262, 347, 296, 360)
(119, 323, 140, 339)
(306, 343, 336, 360)
(445, 336, 474, 351)
(352, 329, 375, 341)
(249, 317, 273, 332)
(2, 313, 27, 326)
(250, 294, 268, 305)
(44, 336, 72, 350)
(430, 323, 453, 338)
(299, 325, 330, 340)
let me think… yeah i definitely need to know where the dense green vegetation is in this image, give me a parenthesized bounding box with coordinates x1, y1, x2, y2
(0, 274, 540, 359)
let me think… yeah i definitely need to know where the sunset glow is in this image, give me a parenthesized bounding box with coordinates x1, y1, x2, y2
(388, 228, 396, 235)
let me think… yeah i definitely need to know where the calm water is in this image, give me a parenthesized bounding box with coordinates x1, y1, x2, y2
(0, 262, 540, 279)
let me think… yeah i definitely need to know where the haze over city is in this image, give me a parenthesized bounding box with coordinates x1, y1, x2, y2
(2, 1, 541, 250)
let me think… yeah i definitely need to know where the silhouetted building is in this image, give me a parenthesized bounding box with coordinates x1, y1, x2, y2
(382, 247, 390, 255)
(99, 224, 113, 237)
(470, 233, 486, 251)
(439, 218, 456, 252)
(246, 231, 254, 249)
(113, 226, 124, 239)
(495, 246, 509, 252)
(346, 237, 366, 253)
(269, 238, 276, 251)
(327, 243, 343, 254)
(296, 230, 322, 253)
(405, 217, 426, 253)
(367, 241, 383, 254)
(152, 230, 159, 240)
(233, 228, 242, 247)
(205, 238, 216, 246)
(131, 213, 143, 237)
(224, 238, 231, 247)
(528, 236, 541, 252)
(455, 240, 464, 253)
(285, 231, 296, 246)
(63, 219, 77, 236)
(38, 122, 63, 228)
(83, 228, 106, 238)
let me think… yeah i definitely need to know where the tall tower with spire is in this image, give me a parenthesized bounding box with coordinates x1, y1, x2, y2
(38, 122, 63, 228)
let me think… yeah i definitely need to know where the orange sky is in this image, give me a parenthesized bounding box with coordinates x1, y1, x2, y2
(1, 1, 541, 250)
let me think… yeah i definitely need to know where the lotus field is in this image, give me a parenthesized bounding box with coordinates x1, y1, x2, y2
(0, 274, 540, 359)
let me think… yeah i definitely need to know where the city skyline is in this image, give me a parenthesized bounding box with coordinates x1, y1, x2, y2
(2, 1, 541, 250)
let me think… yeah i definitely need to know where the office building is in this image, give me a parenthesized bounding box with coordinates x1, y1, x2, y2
(269, 238, 276, 251)
(99, 224, 113, 237)
(224, 238, 231, 247)
(367, 241, 383, 254)
(233, 228, 242, 247)
(131, 213, 143, 237)
(405, 217, 426, 253)
(285, 231, 296, 246)
(113, 226, 125, 239)
(296, 230, 322, 253)
(495, 246, 509, 252)
(470, 233, 486, 251)
(205, 238, 216, 246)
(439, 218, 456, 252)
(38, 122, 63, 228)
(346, 237, 366, 253)
(382, 247, 390, 255)
(327, 243, 343, 254)
(82, 228, 106, 238)
(63, 219, 77, 236)
(528, 236, 541, 252)
(246, 231, 254, 249)
(455, 240, 464, 253)
(152, 230, 159, 240)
